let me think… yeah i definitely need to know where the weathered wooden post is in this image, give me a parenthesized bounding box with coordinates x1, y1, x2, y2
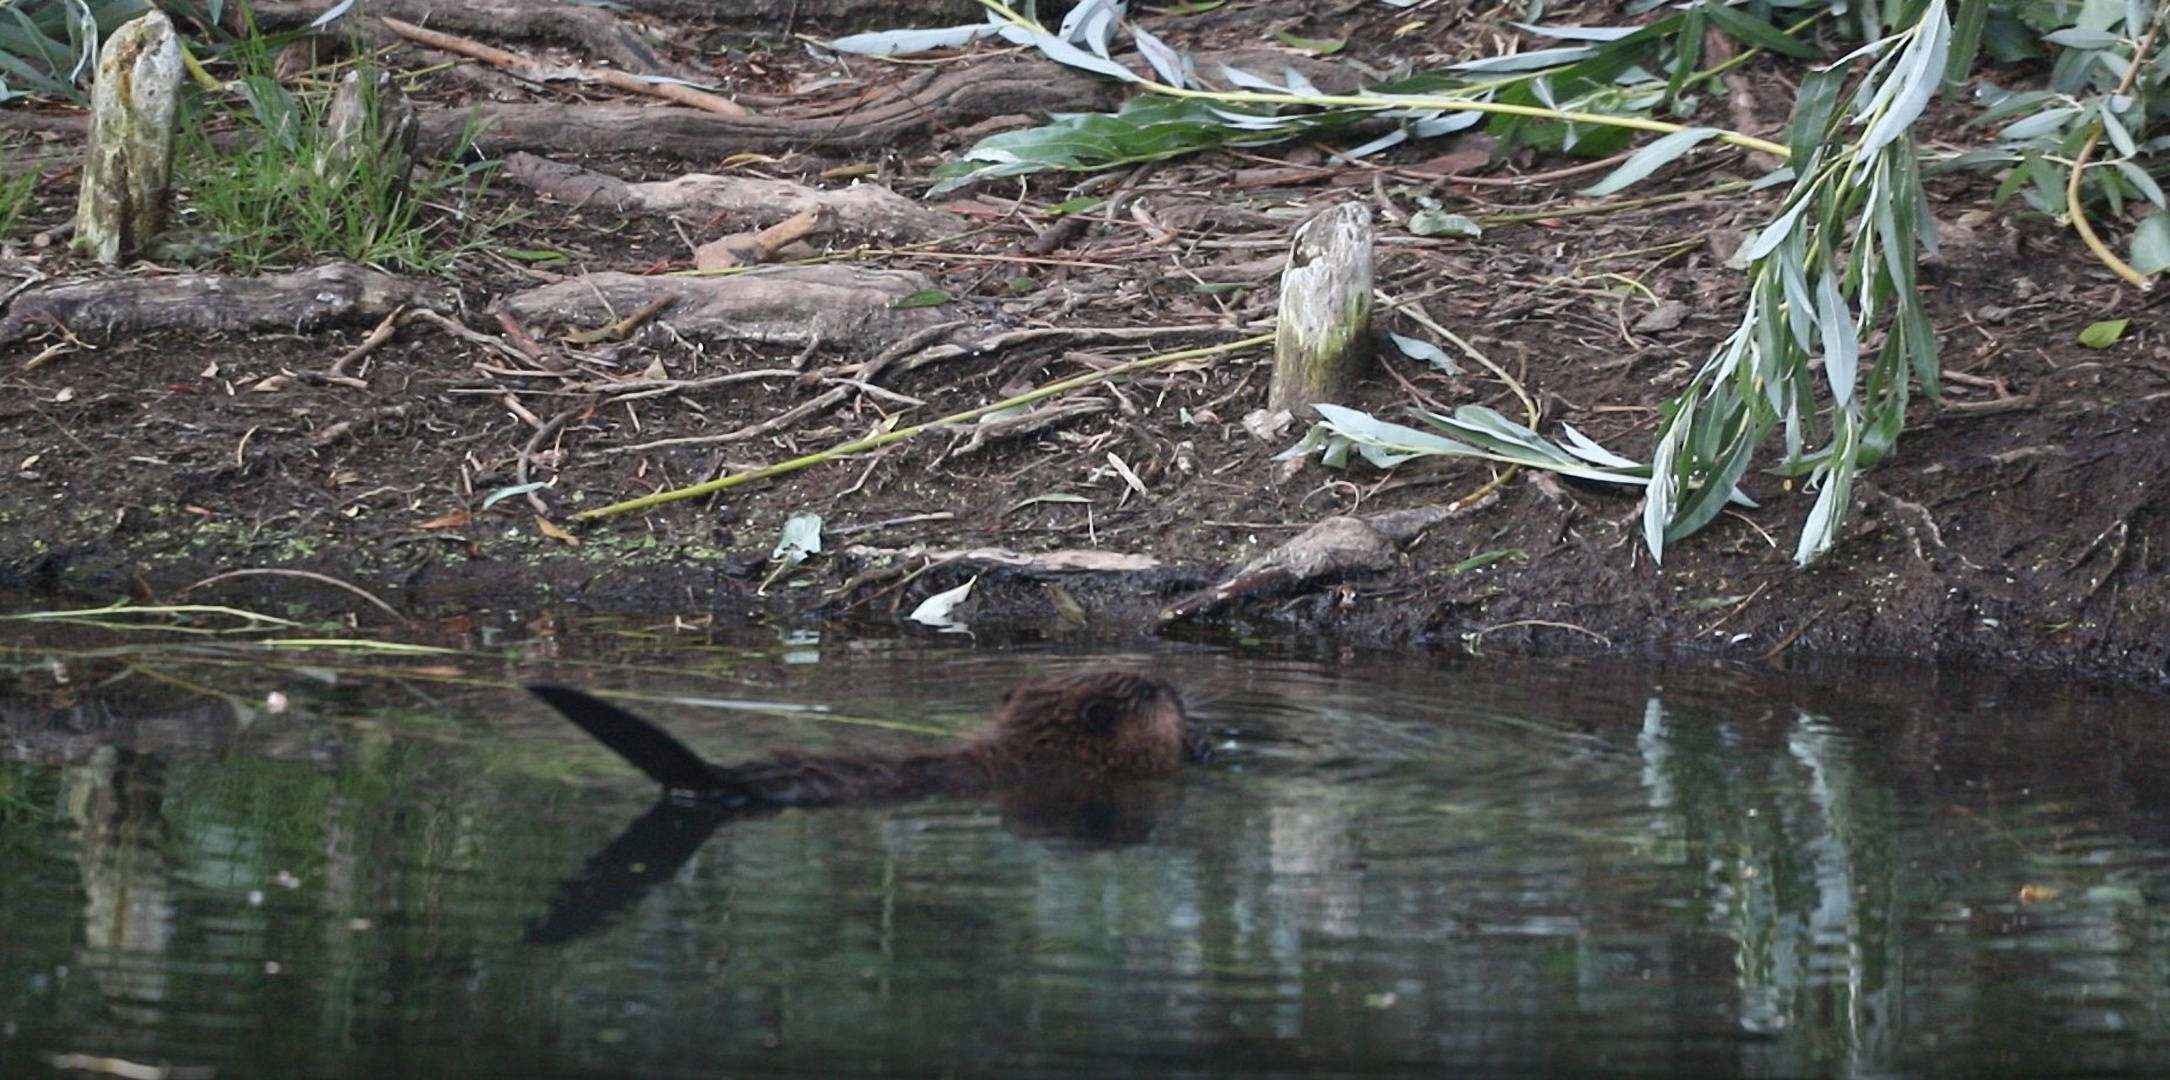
(1268, 202, 1374, 415)
(74, 10, 183, 264)
(321, 67, 419, 202)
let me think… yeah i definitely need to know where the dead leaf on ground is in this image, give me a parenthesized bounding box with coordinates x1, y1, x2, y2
(535, 515, 580, 545)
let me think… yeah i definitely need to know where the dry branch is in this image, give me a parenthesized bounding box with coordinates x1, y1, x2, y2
(502, 155, 968, 246)
(0, 262, 457, 345)
(381, 17, 747, 117)
(1155, 506, 1458, 627)
(416, 59, 1116, 159)
(495, 265, 950, 350)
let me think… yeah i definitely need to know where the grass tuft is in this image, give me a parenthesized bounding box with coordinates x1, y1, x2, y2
(0, 142, 40, 240)
(170, 59, 508, 274)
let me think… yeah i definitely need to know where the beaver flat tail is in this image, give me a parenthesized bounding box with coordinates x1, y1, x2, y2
(527, 684, 755, 804)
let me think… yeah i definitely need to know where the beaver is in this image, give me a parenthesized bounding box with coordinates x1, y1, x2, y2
(528, 668, 1206, 808)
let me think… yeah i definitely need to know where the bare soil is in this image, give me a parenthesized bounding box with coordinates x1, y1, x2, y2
(3, 0, 2167, 690)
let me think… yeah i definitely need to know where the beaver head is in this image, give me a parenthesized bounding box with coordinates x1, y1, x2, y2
(984, 668, 1198, 777)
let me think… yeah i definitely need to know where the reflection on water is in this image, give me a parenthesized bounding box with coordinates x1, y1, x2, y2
(5, 637, 2170, 1078)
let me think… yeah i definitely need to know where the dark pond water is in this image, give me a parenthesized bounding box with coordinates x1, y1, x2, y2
(5, 623, 2170, 1079)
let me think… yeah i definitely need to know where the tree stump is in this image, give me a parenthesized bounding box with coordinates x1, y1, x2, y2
(321, 67, 420, 205)
(1268, 202, 1374, 415)
(73, 11, 183, 265)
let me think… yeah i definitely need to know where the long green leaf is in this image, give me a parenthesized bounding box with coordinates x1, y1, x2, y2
(1701, 1, 1822, 59)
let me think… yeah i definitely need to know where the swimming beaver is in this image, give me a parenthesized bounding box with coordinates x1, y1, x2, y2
(528, 668, 1206, 807)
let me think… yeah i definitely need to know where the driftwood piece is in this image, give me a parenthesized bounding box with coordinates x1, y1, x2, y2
(496, 265, 947, 349)
(0, 262, 457, 346)
(1269, 202, 1374, 415)
(415, 59, 1116, 159)
(842, 544, 1161, 574)
(254, 0, 1003, 39)
(74, 11, 183, 265)
(1153, 506, 1456, 627)
(503, 154, 968, 244)
(695, 207, 834, 270)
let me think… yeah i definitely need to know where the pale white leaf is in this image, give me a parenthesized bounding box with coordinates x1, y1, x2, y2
(1815, 265, 1859, 408)
(1450, 46, 1595, 72)
(771, 512, 824, 566)
(1580, 126, 1720, 196)
(481, 481, 548, 509)
(1389, 332, 1458, 373)
(828, 23, 997, 56)
(1558, 424, 1643, 469)
(1132, 24, 1192, 87)
(1510, 20, 1640, 40)
(908, 576, 977, 628)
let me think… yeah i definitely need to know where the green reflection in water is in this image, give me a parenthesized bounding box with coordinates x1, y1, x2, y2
(1, 645, 2169, 1078)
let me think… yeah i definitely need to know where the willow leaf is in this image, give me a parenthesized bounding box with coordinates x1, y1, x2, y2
(1581, 126, 1720, 195)
(1701, 1, 1822, 59)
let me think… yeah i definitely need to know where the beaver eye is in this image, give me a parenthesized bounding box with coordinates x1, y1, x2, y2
(1079, 696, 1119, 733)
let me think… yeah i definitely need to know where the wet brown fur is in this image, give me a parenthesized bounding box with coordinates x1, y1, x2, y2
(696, 669, 1195, 806)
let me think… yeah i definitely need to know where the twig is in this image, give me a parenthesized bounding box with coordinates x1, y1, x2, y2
(579, 369, 801, 401)
(836, 444, 892, 499)
(500, 392, 546, 430)
(381, 17, 749, 117)
(1697, 579, 1772, 636)
(303, 404, 413, 451)
(601, 385, 852, 456)
(1377, 291, 1539, 427)
(1464, 618, 1613, 648)
(323, 306, 403, 382)
(22, 325, 93, 372)
(1758, 602, 1830, 660)
(573, 333, 1271, 521)
(2077, 519, 2130, 606)
(518, 409, 576, 512)
(179, 569, 411, 627)
(563, 296, 674, 344)
(408, 308, 533, 367)
(827, 511, 958, 537)
(494, 311, 567, 371)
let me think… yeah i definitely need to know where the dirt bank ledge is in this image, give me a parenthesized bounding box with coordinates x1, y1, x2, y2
(3, 311, 2164, 695)
(4, 6, 2164, 690)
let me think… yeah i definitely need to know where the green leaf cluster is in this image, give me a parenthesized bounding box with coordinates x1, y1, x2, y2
(930, 95, 1311, 195)
(0, 0, 243, 103)
(1645, 1, 1948, 565)
(1283, 402, 1659, 488)
(1274, 1, 1951, 565)
(1953, 0, 2170, 275)
(912, 0, 1818, 193)
(0, 0, 144, 102)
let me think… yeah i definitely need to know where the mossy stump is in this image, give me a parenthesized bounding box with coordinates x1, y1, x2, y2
(1268, 203, 1374, 415)
(73, 10, 183, 265)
